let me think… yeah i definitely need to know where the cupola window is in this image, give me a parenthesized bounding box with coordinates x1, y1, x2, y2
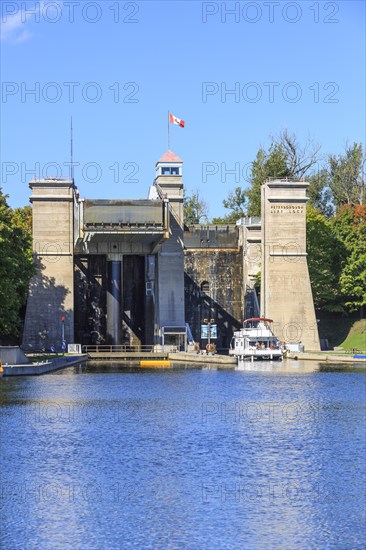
(161, 166, 180, 175)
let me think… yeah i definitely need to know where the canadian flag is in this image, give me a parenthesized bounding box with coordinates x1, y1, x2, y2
(169, 113, 185, 128)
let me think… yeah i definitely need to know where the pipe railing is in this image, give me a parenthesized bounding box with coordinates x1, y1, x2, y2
(83, 344, 156, 354)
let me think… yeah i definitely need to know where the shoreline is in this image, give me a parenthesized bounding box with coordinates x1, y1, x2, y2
(286, 351, 366, 363)
(2, 351, 365, 376)
(169, 351, 366, 365)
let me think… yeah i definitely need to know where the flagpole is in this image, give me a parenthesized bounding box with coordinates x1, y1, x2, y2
(168, 110, 170, 150)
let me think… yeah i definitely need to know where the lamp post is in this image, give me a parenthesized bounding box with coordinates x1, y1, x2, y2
(203, 316, 215, 351)
(61, 315, 65, 355)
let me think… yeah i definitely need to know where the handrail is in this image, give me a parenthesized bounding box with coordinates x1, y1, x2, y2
(83, 345, 155, 353)
(265, 177, 306, 182)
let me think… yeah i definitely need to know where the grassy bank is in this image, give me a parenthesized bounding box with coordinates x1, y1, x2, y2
(317, 314, 365, 349)
(339, 319, 366, 351)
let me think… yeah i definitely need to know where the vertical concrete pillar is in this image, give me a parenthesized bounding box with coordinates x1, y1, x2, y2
(261, 179, 320, 350)
(22, 179, 76, 350)
(107, 259, 122, 345)
(145, 255, 156, 345)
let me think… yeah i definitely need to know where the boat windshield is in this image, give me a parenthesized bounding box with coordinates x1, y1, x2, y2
(243, 317, 273, 330)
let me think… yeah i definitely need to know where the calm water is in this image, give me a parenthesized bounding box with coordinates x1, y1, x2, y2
(1, 361, 365, 550)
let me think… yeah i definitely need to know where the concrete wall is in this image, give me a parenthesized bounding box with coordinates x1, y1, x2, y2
(239, 222, 261, 289)
(155, 175, 184, 224)
(0, 346, 30, 365)
(261, 179, 320, 350)
(184, 225, 243, 349)
(22, 180, 75, 350)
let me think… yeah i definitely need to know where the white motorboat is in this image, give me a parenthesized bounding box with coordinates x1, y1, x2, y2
(229, 318, 283, 363)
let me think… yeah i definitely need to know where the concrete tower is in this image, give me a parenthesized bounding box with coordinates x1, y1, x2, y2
(154, 151, 186, 346)
(155, 150, 184, 225)
(22, 178, 77, 349)
(260, 178, 320, 350)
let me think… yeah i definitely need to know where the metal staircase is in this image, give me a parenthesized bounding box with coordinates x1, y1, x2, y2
(244, 286, 260, 320)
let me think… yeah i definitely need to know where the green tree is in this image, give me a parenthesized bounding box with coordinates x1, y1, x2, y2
(327, 143, 365, 207)
(306, 206, 343, 311)
(183, 190, 209, 225)
(211, 213, 240, 224)
(0, 191, 34, 339)
(307, 169, 334, 217)
(246, 144, 290, 216)
(247, 132, 321, 215)
(332, 205, 366, 312)
(223, 186, 247, 217)
(214, 144, 290, 222)
(212, 187, 247, 223)
(277, 130, 321, 178)
(217, 132, 321, 221)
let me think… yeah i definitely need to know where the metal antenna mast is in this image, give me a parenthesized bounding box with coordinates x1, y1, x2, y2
(70, 116, 74, 185)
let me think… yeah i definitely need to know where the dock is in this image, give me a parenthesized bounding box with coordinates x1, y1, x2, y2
(169, 352, 236, 365)
(86, 352, 169, 361)
(287, 351, 366, 363)
(1, 355, 88, 376)
(83, 345, 169, 361)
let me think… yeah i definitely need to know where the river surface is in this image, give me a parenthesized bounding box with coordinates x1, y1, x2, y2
(1, 360, 365, 549)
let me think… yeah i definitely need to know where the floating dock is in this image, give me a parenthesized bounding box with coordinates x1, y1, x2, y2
(1, 355, 88, 376)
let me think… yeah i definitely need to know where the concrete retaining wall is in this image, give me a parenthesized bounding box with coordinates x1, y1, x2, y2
(169, 352, 236, 365)
(0, 346, 30, 365)
(287, 352, 366, 363)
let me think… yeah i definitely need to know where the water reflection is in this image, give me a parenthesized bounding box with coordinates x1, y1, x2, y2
(237, 358, 321, 373)
(1, 363, 365, 549)
(80, 358, 366, 375)
(236, 358, 366, 373)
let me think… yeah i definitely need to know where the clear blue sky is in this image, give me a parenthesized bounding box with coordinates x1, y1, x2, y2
(1, 0, 365, 218)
